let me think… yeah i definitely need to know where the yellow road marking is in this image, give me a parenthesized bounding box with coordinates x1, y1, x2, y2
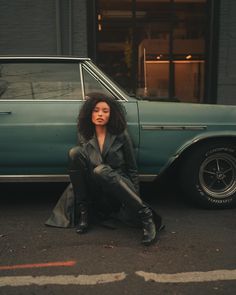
(136, 269, 236, 283)
(0, 272, 126, 286)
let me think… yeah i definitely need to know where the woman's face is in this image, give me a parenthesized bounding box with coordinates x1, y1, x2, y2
(92, 101, 110, 127)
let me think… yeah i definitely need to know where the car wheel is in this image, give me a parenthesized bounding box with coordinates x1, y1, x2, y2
(180, 142, 236, 208)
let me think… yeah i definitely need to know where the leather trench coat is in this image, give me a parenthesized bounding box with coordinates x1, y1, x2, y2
(45, 130, 141, 228)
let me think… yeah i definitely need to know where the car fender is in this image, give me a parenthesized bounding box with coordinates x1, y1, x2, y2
(159, 130, 236, 174)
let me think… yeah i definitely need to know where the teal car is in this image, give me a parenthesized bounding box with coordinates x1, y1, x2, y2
(0, 57, 236, 209)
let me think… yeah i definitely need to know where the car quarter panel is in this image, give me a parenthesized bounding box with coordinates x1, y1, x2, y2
(137, 100, 236, 174)
(122, 100, 139, 153)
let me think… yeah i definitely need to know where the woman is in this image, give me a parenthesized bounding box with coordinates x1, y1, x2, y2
(46, 93, 163, 245)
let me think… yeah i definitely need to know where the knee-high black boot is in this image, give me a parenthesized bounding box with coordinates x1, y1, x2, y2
(68, 147, 90, 234)
(117, 178, 158, 245)
(93, 165, 160, 245)
(69, 170, 89, 234)
(138, 206, 157, 245)
(76, 203, 88, 234)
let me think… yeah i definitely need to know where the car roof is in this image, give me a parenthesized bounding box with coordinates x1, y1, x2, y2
(0, 56, 91, 62)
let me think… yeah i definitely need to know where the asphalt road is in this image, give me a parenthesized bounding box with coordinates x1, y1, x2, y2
(0, 179, 236, 295)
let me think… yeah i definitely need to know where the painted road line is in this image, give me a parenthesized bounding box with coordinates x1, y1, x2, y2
(136, 269, 236, 283)
(0, 272, 127, 286)
(0, 261, 76, 270)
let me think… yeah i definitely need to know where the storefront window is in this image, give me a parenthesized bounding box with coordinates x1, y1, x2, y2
(96, 0, 207, 103)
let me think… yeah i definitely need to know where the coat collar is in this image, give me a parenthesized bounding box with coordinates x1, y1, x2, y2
(102, 132, 116, 157)
(88, 134, 99, 152)
(87, 132, 117, 157)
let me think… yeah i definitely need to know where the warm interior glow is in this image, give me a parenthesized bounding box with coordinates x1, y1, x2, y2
(97, 0, 207, 103)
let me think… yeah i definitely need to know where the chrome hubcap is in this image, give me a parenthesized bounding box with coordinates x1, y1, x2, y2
(199, 153, 236, 198)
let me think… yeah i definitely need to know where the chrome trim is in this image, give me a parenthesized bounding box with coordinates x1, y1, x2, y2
(141, 125, 207, 131)
(0, 123, 76, 126)
(0, 174, 157, 182)
(0, 56, 91, 61)
(0, 175, 70, 182)
(0, 111, 12, 115)
(0, 99, 83, 102)
(79, 63, 85, 100)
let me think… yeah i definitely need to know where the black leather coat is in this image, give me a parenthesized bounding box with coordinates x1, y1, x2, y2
(80, 130, 139, 193)
(45, 130, 140, 228)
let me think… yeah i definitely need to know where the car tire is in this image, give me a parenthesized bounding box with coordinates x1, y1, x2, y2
(180, 142, 236, 209)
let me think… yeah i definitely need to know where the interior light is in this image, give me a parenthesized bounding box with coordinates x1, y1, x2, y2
(98, 13, 102, 31)
(186, 55, 192, 60)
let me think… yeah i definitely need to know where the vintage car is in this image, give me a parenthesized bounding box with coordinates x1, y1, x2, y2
(0, 56, 236, 209)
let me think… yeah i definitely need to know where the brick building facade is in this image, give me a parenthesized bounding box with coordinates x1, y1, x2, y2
(0, 0, 235, 105)
(0, 0, 87, 56)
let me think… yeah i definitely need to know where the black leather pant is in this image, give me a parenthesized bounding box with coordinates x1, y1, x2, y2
(68, 146, 145, 213)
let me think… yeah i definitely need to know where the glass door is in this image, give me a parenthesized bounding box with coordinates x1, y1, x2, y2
(96, 0, 207, 103)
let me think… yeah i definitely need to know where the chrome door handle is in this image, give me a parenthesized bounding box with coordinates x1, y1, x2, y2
(0, 111, 12, 115)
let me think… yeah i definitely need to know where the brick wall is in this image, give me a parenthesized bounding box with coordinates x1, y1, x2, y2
(72, 0, 88, 56)
(0, 0, 88, 56)
(217, 0, 236, 104)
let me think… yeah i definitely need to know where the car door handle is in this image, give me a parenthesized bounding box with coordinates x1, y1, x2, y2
(0, 111, 12, 115)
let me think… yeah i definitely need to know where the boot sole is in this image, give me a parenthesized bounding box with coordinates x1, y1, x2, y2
(142, 224, 165, 246)
(76, 227, 88, 234)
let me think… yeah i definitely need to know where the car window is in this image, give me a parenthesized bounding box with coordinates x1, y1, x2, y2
(0, 63, 82, 100)
(82, 66, 116, 99)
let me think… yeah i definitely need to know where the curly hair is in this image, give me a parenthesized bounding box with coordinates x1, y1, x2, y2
(78, 93, 127, 140)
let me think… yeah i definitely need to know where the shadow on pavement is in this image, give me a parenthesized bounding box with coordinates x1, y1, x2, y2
(0, 175, 188, 209)
(0, 182, 68, 206)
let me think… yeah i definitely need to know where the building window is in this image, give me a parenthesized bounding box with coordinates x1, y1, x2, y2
(96, 0, 207, 103)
